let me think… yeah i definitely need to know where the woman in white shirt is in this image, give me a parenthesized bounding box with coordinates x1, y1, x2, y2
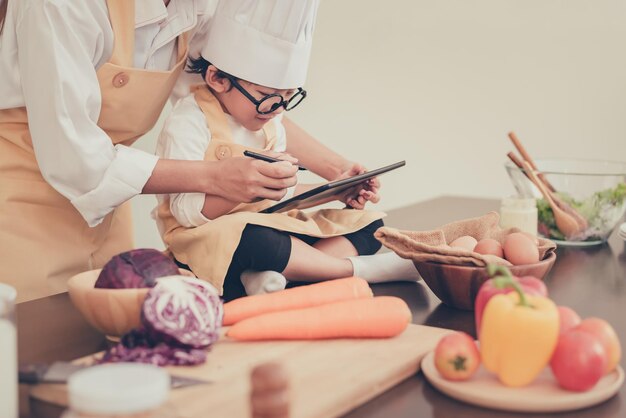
(0, 0, 359, 302)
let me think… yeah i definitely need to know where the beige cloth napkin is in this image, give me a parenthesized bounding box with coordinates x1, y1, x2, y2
(375, 211, 556, 267)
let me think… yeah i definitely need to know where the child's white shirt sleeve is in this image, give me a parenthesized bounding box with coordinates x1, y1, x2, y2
(156, 97, 294, 227)
(156, 96, 211, 228)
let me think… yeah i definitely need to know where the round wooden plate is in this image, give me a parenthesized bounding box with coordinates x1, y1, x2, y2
(421, 350, 624, 413)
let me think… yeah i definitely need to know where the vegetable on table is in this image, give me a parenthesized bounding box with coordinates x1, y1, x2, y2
(557, 305, 581, 334)
(479, 275, 559, 387)
(227, 296, 411, 341)
(142, 276, 223, 348)
(100, 276, 223, 366)
(94, 248, 179, 289)
(576, 317, 622, 374)
(550, 330, 607, 392)
(434, 332, 481, 381)
(474, 265, 548, 337)
(223, 276, 373, 325)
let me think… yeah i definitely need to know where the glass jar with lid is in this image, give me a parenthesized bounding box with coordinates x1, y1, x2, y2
(61, 363, 178, 418)
(499, 196, 538, 236)
(0, 283, 18, 418)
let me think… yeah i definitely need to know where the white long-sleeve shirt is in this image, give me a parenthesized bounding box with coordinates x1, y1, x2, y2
(0, 0, 214, 226)
(156, 93, 293, 227)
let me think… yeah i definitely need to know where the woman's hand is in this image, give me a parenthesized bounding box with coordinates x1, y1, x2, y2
(211, 157, 298, 202)
(262, 150, 300, 166)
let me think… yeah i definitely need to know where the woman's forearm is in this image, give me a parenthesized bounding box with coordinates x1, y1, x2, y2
(142, 158, 299, 202)
(142, 159, 217, 195)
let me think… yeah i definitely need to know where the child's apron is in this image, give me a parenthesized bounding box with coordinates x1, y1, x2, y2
(157, 86, 386, 294)
(0, 0, 189, 302)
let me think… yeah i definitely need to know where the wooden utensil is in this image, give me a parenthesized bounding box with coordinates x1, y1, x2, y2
(508, 132, 556, 192)
(521, 161, 581, 239)
(507, 152, 588, 231)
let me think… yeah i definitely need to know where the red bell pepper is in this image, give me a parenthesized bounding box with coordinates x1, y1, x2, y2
(475, 265, 548, 337)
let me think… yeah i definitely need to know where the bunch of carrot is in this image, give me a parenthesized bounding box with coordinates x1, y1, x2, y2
(223, 277, 412, 341)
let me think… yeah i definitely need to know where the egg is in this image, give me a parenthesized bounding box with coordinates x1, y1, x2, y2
(449, 235, 478, 252)
(503, 232, 540, 265)
(520, 231, 540, 246)
(474, 238, 504, 258)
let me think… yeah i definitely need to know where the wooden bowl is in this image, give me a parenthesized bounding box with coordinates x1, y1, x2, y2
(66, 269, 149, 337)
(414, 252, 557, 311)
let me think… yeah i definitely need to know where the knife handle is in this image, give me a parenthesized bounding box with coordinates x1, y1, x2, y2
(18, 364, 47, 384)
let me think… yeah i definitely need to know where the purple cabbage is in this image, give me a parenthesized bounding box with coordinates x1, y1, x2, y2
(98, 328, 207, 366)
(141, 277, 223, 349)
(99, 276, 223, 367)
(94, 249, 179, 289)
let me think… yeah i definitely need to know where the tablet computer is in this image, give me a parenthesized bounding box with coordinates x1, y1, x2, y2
(261, 160, 406, 214)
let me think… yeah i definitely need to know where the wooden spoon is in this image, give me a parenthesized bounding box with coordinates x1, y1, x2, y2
(508, 132, 556, 192)
(521, 161, 581, 239)
(507, 152, 588, 231)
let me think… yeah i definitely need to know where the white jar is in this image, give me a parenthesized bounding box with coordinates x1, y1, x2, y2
(61, 363, 177, 418)
(0, 283, 18, 418)
(499, 197, 538, 236)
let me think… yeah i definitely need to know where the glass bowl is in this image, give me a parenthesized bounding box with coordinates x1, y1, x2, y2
(505, 159, 626, 246)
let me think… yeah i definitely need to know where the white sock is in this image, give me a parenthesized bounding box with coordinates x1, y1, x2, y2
(240, 270, 287, 295)
(348, 252, 421, 283)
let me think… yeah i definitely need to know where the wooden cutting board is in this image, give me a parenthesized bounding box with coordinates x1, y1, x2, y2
(30, 324, 449, 418)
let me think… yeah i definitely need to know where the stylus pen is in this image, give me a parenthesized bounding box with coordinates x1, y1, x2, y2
(243, 150, 308, 171)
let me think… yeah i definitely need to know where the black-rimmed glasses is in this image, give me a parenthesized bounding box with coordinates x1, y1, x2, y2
(226, 75, 307, 115)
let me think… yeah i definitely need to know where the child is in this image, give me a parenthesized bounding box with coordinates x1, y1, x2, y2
(155, 0, 419, 300)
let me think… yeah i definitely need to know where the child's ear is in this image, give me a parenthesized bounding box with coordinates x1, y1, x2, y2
(205, 66, 230, 93)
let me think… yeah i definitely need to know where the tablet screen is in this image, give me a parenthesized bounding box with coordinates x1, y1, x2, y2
(261, 160, 406, 214)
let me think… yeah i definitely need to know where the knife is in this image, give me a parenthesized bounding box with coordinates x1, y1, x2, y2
(19, 362, 210, 389)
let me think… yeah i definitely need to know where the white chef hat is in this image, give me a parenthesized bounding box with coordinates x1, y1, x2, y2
(200, 0, 319, 89)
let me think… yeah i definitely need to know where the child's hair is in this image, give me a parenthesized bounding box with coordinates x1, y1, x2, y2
(186, 56, 234, 91)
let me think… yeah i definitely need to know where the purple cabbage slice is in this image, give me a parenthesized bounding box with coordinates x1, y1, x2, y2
(141, 276, 223, 349)
(95, 248, 179, 289)
(99, 328, 206, 366)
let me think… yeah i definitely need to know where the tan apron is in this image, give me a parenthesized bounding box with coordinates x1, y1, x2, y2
(0, 0, 188, 302)
(157, 86, 386, 294)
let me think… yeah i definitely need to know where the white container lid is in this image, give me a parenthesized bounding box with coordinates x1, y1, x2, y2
(501, 196, 537, 210)
(68, 363, 170, 415)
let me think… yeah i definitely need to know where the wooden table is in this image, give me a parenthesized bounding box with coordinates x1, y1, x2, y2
(17, 196, 626, 417)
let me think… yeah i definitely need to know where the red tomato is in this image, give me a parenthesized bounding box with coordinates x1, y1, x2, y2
(434, 332, 480, 381)
(557, 306, 581, 333)
(550, 330, 607, 392)
(576, 318, 622, 374)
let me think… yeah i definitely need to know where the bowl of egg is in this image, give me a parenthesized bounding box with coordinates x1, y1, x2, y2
(414, 232, 556, 311)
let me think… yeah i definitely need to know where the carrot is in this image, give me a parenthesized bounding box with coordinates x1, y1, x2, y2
(223, 276, 373, 325)
(226, 296, 412, 341)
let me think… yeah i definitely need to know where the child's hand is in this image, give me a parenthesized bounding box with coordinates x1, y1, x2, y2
(334, 166, 381, 209)
(344, 179, 380, 209)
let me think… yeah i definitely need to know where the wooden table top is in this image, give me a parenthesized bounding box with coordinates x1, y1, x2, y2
(16, 196, 626, 418)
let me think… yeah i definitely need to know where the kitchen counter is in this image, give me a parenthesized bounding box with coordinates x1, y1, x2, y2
(17, 196, 626, 417)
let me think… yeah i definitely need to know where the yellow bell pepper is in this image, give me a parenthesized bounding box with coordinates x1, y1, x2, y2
(479, 276, 559, 387)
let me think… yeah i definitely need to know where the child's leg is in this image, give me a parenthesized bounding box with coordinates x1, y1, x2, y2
(281, 236, 354, 281)
(223, 225, 293, 301)
(307, 219, 421, 283)
(313, 219, 384, 257)
(283, 220, 384, 281)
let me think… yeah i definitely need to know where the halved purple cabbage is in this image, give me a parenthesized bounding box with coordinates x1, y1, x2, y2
(141, 276, 223, 349)
(99, 328, 207, 366)
(94, 249, 179, 289)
